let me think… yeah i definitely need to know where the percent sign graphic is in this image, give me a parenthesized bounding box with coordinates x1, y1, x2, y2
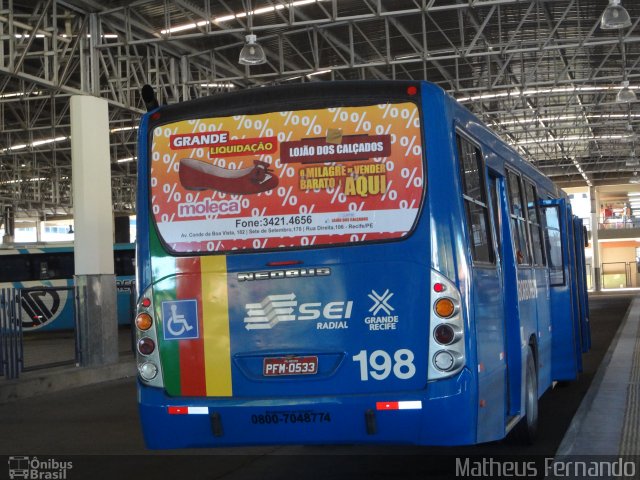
(328, 186, 347, 204)
(277, 186, 298, 206)
(350, 111, 371, 132)
(274, 157, 295, 178)
(301, 115, 322, 135)
(401, 167, 423, 188)
(399, 135, 421, 156)
(162, 182, 181, 203)
(381, 180, 398, 201)
(163, 153, 179, 173)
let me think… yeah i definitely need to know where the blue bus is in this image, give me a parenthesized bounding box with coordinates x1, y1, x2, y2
(134, 81, 590, 448)
(0, 243, 136, 331)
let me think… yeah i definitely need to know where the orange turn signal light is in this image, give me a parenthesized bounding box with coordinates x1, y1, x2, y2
(136, 313, 153, 331)
(434, 298, 455, 318)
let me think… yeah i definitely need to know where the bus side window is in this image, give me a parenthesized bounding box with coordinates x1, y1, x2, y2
(524, 181, 546, 267)
(455, 133, 494, 264)
(506, 170, 531, 266)
(35, 253, 74, 280)
(543, 206, 565, 285)
(114, 250, 135, 276)
(0, 255, 34, 282)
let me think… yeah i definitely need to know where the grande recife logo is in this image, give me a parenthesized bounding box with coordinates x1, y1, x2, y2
(150, 103, 424, 253)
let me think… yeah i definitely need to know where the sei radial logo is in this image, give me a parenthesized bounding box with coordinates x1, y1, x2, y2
(244, 293, 353, 330)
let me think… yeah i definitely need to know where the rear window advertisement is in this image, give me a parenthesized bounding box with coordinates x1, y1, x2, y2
(150, 102, 424, 253)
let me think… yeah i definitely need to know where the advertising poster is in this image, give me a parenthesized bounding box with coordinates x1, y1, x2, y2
(150, 102, 424, 252)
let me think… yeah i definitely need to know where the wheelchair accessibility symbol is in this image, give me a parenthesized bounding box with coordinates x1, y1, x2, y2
(162, 300, 199, 340)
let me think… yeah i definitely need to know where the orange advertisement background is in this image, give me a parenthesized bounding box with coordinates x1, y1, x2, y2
(150, 102, 424, 252)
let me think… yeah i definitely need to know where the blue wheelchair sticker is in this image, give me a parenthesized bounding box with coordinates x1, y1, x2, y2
(162, 300, 199, 341)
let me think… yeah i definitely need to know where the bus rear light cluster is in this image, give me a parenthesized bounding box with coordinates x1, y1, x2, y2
(428, 270, 465, 379)
(434, 297, 456, 318)
(138, 337, 155, 355)
(135, 288, 164, 388)
(433, 324, 456, 344)
(139, 362, 158, 381)
(135, 312, 153, 331)
(433, 282, 446, 293)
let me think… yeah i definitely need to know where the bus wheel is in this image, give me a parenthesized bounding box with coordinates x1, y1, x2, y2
(509, 350, 538, 445)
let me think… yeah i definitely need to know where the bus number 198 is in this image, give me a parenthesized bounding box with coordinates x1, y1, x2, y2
(352, 349, 416, 381)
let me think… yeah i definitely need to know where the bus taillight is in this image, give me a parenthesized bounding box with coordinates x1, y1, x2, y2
(428, 270, 465, 380)
(138, 337, 155, 355)
(434, 324, 456, 345)
(135, 288, 164, 388)
(434, 298, 456, 318)
(135, 313, 153, 331)
(139, 362, 158, 381)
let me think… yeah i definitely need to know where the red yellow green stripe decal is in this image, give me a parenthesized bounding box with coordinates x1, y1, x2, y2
(177, 257, 206, 396)
(156, 253, 233, 397)
(201, 256, 233, 396)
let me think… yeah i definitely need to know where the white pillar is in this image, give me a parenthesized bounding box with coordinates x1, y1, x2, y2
(70, 95, 117, 366)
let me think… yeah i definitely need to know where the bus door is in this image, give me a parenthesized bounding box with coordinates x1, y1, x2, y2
(504, 170, 539, 417)
(456, 136, 507, 443)
(487, 171, 514, 416)
(541, 199, 581, 380)
(565, 205, 584, 373)
(573, 217, 591, 352)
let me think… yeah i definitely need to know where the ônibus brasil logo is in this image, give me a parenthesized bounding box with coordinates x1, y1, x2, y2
(8, 456, 73, 479)
(243, 293, 353, 330)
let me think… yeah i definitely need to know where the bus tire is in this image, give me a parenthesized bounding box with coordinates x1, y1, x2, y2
(510, 350, 538, 445)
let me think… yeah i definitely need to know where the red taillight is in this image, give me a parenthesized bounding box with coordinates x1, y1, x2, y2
(138, 337, 155, 355)
(434, 324, 455, 345)
(433, 283, 446, 293)
(407, 86, 418, 96)
(151, 112, 161, 121)
(141, 297, 151, 308)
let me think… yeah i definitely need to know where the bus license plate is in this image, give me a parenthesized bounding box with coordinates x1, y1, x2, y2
(263, 356, 318, 376)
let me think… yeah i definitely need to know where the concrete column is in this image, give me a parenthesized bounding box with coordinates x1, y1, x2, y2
(36, 217, 42, 242)
(2, 206, 14, 244)
(590, 186, 601, 292)
(70, 95, 117, 366)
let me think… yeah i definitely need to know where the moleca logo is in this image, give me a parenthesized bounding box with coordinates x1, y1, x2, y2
(243, 293, 352, 331)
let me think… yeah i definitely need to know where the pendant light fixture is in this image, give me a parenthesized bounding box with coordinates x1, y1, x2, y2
(238, 1, 266, 66)
(601, 0, 632, 30)
(616, 32, 636, 103)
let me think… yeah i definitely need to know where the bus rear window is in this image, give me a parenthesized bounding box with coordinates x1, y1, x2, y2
(150, 102, 424, 253)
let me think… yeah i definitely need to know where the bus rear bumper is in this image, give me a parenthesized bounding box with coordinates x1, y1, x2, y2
(138, 369, 475, 449)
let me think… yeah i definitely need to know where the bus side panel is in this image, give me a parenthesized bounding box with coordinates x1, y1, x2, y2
(116, 278, 135, 326)
(136, 113, 153, 298)
(565, 206, 583, 374)
(473, 267, 507, 443)
(534, 267, 553, 396)
(444, 95, 504, 443)
(573, 217, 591, 353)
(547, 201, 579, 381)
(18, 279, 75, 332)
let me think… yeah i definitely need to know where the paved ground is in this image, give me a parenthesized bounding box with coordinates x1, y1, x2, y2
(0, 293, 632, 480)
(21, 327, 133, 370)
